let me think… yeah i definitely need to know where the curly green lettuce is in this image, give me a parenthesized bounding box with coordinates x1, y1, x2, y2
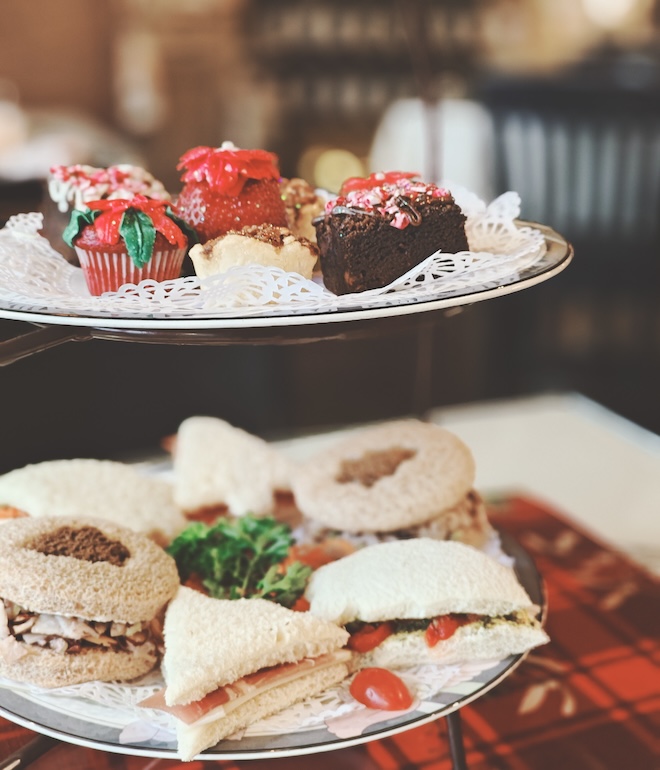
(166, 515, 311, 608)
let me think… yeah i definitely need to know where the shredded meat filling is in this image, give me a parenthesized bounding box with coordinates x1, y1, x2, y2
(0, 598, 156, 656)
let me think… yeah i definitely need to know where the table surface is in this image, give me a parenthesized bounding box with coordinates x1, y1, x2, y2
(2, 392, 659, 769)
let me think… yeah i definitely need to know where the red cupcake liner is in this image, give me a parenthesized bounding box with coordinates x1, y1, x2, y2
(74, 247, 187, 296)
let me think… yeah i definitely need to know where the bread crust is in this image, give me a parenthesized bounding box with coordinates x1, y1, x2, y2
(356, 621, 549, 669)
(0, 516, 180, 622)
(175, 661, 350, 761)
(163, 589, 349, 706)
(172, 416, 294, 516)
(306, 538, 539, 624)
(0, 639, 158, 689)
(0, 458, 186, 546)
(291, 420, 475, 532)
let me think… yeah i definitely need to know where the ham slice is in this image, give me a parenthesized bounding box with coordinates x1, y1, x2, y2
(140, 649, 352, 726)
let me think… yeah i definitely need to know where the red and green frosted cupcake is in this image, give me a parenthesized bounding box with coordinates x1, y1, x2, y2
(63, 195, 197, 295)
(175, 141, 287, 242)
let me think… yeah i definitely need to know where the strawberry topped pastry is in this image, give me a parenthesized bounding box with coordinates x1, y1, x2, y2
(175, 141, 288, 242)
(314, 171, 469, 295)
(63, 195, 197, 295)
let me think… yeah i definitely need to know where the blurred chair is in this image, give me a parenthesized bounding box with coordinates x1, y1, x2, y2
(474, 47, 660, 431)
(369, 96, 496, 201)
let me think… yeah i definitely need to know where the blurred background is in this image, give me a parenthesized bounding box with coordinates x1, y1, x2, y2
(0, 0, 659, 471)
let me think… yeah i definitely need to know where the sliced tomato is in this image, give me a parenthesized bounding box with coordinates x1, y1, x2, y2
(291, 595, 310, 612)
(350, 667, 413, 711)
(183, 573, 208, 594)
(0, 506, 28, 520)
(425, 614, 480, 647)
(348, 622, 394, 653)
(284, 539, 357, 571)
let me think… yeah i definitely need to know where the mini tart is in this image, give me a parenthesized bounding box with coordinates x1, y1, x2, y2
(0, 516, 179, 622)
(189, 224, 319, 280)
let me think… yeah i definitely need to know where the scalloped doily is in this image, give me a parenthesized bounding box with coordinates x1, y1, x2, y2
(0, 189, 546, 319)
(0, 655, 502, 743)
(0, 530, 515, 740)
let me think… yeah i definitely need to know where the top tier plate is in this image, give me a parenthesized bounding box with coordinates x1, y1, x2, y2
(0, 190, 572, 347)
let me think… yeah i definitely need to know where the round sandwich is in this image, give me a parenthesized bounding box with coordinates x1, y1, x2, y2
(291, 419, 493, 548)
(0, 516, 180, 688)
(305, 538, 549, 669)
(0, 458, 187, 547)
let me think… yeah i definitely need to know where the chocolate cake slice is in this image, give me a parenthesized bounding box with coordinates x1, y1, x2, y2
(314, 174, 468, 295)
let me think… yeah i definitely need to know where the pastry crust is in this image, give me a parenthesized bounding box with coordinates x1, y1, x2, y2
(189, 224, 318, 279)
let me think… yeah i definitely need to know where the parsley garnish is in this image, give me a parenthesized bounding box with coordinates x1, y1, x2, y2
(166, 515, 311, 608)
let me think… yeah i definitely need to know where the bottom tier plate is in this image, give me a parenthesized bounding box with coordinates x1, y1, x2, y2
(0, 532, 544, 761)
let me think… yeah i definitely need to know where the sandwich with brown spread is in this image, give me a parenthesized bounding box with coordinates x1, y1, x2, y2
(0, 516, 180, 688)
(291, 419, 493, 549)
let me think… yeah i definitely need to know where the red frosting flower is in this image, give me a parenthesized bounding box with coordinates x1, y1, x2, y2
(87, 195, 188, 248)
(64, 194, 197, 268)
(177, 145, 281, 196)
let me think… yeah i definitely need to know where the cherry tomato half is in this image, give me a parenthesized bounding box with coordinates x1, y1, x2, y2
(425, 614, 479, 647)
(348, 622, 394, 652)
(425, 615, 461, 646)
(350, 667, 414, 711)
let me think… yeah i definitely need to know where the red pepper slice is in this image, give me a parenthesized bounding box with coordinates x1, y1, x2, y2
(348, 622, 394, 653)
(425, 614, 479, 647)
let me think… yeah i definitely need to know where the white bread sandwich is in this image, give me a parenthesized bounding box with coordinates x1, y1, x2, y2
(172, 416, 294, 519)
(291, 419, 493, 548)
(141, 587, 353, 761)
(0, 458, 187, 547)
(305, 538, 549, 669)
(0, 516, 180, 688)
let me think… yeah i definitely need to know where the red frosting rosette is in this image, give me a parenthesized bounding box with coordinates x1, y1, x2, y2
(177, 144, 281, 196)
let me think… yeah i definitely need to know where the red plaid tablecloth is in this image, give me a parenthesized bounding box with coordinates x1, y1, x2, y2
(2, 496, 659, 770)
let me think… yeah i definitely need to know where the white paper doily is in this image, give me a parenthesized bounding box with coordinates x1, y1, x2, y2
(0, 189, 547, 320)
(0, 655, 501, 744)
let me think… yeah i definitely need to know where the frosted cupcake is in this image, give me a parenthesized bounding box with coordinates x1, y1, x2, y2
(63, 195, 197, 295)
(44, 164, 171, 263)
